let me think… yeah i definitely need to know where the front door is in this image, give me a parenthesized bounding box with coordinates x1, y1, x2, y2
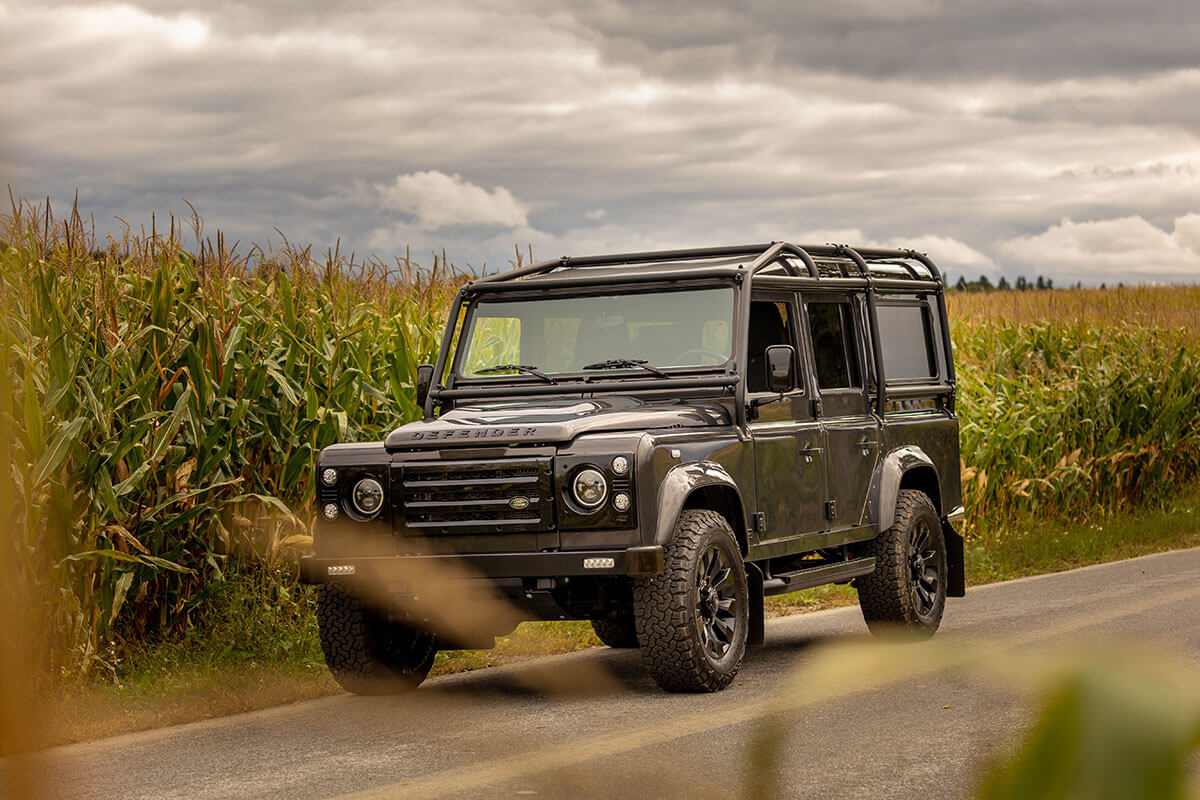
(746, 294, 827, 551)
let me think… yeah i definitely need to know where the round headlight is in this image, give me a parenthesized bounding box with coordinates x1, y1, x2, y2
(321, 468, 338, 486)
(351, 477, 384, 517)
(571, 468, 608, 510)
(611, 456, 629, 476)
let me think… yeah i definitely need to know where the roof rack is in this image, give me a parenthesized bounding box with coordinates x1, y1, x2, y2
(473, 241, 942, 286)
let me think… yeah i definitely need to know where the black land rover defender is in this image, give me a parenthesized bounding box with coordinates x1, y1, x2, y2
(300, 242, 965, 693)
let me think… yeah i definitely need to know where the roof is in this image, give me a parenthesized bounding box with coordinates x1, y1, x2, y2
(470, 242, 943, 291)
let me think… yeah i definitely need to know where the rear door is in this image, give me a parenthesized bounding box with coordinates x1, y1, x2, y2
(800, 294, 881, 530)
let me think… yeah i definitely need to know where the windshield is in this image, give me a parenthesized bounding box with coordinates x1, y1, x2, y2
(457, 287, 735, 378)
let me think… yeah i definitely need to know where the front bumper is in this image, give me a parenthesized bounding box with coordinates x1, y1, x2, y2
(298, 545, 665, 585)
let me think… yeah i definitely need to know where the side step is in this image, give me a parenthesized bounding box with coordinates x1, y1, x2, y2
(761, 556, 876, 597)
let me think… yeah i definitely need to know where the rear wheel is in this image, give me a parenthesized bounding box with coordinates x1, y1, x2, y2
(318, 584, 438, 694)
(857, 489, 947, 636)
(591, 615, 640, 648)
(634, 509, 749, 692)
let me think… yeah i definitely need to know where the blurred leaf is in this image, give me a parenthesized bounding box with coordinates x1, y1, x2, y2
(976, 662, 1200, 800)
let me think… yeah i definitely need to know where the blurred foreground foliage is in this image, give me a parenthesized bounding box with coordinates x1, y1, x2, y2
(976, 660, 1200, 800)
(1, 195, 1199, 679)
(744, 640, 1200, 800)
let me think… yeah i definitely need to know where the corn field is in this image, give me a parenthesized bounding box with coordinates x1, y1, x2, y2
(952, 316, 1200, 526)
(0, 199, 461, 675)
(1, 197, 1198, 676)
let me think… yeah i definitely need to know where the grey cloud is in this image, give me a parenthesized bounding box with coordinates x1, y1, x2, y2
(4, 0, 1199, 284)
(997, 214, 1200, 284)
(552, 0, 1200, 82)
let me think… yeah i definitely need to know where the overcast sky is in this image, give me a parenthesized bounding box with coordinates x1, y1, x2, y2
(3, 0, 1199, 285)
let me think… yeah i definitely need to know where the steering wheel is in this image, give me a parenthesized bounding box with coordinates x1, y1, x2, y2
(672, 347, 727, 365)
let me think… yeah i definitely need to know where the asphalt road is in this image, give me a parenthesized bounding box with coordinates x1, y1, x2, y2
(6, 547, 1200, 800)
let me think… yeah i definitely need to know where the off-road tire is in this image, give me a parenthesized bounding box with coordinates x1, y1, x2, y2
(591, 615, 640, 649)
(857, 489, 947, 636)
(634, 509, 749, 692)
(317, 583, 438, 694)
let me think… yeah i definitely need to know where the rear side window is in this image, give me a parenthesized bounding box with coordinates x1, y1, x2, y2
(806, 301, 861, 390)
(876, 304, 936, 381)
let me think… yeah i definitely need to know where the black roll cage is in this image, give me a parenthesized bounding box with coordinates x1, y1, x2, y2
(424, 242, 955, 424)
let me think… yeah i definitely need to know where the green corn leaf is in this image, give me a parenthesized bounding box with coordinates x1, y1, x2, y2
(31, 416, 86, 487)
(109, 570, 135, 627)
(148, 388, 191, 466)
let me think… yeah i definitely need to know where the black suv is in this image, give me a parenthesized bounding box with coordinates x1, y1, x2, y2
(300, 242, 965, 693)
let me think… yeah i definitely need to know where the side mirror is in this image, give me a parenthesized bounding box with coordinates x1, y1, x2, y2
(415, 364, 434, 409)
(765, 345, 797, 394)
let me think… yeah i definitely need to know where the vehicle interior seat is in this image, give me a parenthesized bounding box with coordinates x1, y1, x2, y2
(747, 302, 788, 393)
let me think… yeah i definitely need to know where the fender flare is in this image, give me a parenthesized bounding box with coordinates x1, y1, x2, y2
(870, 445, 966, 598)
(870, 445, 937, 533)
(653, 461, 746, 549)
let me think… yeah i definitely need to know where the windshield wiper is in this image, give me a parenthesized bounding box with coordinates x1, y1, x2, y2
(582, 359, 669, 378)
(474, 363, 557, 384)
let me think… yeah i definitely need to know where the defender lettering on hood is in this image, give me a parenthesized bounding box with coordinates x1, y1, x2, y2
(385, 397, 731, 448)
(408, 426, 538, 442)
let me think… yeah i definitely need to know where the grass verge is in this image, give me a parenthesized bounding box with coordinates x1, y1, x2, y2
(24, 482, 1200, 753)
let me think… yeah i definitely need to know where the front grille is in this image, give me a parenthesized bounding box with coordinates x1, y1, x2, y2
(399, 458, 555, 533)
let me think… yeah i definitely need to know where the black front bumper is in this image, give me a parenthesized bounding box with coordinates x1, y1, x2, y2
(298, 545, 665, 585)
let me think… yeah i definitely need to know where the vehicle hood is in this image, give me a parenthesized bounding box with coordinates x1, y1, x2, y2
(385, 396, 731, 449)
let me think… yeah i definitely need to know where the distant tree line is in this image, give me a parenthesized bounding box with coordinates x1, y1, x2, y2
(951, 274, 1056, 292)
(949, 275, 1126, 291)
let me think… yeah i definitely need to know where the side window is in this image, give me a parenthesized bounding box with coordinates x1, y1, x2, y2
(747, 300, 793, 393)
(806, 301, 861, 390)
(876, 304, 937, 381)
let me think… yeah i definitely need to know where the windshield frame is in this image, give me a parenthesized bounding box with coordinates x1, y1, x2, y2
(447, 278, 743, 389)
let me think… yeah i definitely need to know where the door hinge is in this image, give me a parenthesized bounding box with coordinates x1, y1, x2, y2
(752, 512, 767, 532)
(824, 500, 838, 520)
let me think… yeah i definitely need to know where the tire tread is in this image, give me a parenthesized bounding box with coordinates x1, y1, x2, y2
(634, 509, 747, 692)
(318, 584, 437, 695)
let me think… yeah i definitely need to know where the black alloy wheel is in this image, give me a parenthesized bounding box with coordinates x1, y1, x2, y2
(908, 516, 941, 618)
(695, 543, 740, 661)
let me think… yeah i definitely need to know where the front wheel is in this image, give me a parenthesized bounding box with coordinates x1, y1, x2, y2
(591, 615, 640, 649)
(634, 509, 749, 692)
(857, 489, 947, 636)
(318, 584, 438, 694)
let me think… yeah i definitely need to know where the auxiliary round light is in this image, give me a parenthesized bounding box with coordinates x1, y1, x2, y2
(571, 468, 608, 511)
(351, 477, 385, 517)
(322, 503, 339, 520)
(611, 456, 629, 476)
(321, 468, 338, 486)
(613, 492, 631, 512)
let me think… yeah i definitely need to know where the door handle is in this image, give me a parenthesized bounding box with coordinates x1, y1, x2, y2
(858, 440, 879, 454)
(798, 446, 823, 463)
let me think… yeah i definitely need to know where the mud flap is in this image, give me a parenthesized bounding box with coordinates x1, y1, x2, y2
(746, 561, 765, 646)
(943, 522, 966, 597)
